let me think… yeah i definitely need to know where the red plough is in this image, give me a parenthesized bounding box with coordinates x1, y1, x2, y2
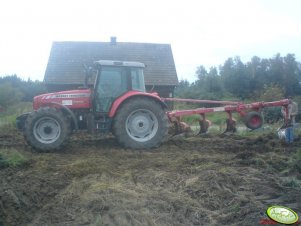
(162, 98, 290, 134)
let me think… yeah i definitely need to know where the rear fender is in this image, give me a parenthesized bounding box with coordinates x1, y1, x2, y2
(109, 91, 167, 118)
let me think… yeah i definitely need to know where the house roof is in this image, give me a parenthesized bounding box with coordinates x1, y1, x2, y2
(44, 41, 178, 86)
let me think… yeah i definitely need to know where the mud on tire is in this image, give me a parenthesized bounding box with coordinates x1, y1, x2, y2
(24, 107, 71, 151)
(113, 97, 169, 149)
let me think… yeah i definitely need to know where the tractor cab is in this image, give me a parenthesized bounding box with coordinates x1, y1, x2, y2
(92, 60, 146, 112)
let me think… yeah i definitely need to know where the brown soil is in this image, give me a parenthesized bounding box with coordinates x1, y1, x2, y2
(0, 129, 301, 226)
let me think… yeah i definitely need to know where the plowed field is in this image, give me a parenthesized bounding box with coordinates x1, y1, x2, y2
(0, 129, 301, 226)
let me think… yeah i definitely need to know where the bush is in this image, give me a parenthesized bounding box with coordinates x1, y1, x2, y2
(263, 107, 282, 124)
(258, 84, 285, 123)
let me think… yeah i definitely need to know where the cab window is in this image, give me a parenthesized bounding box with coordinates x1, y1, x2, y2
(131, 68, 145, 92)
(95, 66, 127, 112)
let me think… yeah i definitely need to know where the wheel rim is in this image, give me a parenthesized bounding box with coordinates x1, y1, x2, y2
(250, 115, 261, 128)
(33, 117, 61, 144)
(126, 109, 159, 142)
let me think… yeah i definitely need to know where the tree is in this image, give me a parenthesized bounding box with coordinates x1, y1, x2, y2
(174, 79, 194, 98)
(260, 84, 285, 102)
(268, 54, 301, 96)
(196, 66, 208, 80)
(282, 54, 301, 96)
(207, 67, 222, 94)
(0, 75, 47, 102)
(194, 66, 224, 100)
(246, 56, 266, 94)
(220, 57, 252, 99)
(177, 53, 301, 102)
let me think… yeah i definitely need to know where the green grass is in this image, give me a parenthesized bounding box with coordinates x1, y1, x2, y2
(294, 149, 301, 160)
(281, 177, 301, 188)
(0, 148, 29, 168)
(0, 102, 32, 128)
(0, 114, 17, 125)
(180, 112, 236, 124)
(2, 102, 32, 115)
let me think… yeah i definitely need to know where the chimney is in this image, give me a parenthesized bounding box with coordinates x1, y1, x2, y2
(110, 36, 117, 45)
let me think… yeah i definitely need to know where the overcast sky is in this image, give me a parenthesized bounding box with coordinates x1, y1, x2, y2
(0, 0, 301, 82)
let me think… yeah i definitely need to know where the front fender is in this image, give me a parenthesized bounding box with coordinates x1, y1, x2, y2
(43, 102, 79, 130)
(109, 91, 167, 118)
(16, 112, 30, 130)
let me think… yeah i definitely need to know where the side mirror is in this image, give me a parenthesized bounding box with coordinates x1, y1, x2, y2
(83, 64, 95, 88)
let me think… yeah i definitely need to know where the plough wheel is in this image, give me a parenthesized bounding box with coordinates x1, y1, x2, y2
(244, 111, 263, 130)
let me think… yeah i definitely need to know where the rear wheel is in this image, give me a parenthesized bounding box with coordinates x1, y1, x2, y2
(24, 107, 71, 151)
(113, 97, 169, 149)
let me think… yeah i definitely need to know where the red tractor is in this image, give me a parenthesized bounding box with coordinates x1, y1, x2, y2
(17, 60, 169, 151)
(17, 60, 290, 151)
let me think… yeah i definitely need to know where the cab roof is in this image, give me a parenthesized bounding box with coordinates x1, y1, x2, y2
(94, 60, 145, 68)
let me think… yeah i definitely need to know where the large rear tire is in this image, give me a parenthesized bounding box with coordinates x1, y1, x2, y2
(113, 97, 169, 149)
(24, 107, 71, 151)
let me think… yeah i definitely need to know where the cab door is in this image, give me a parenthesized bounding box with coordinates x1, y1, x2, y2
(94, 66, 129, 113)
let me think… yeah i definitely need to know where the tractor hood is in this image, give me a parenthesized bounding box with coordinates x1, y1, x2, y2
(33, 89, 92, 110)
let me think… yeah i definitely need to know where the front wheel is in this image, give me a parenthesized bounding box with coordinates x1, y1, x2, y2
(113, 97, 169, 149)
(24, 107, 71, 151)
